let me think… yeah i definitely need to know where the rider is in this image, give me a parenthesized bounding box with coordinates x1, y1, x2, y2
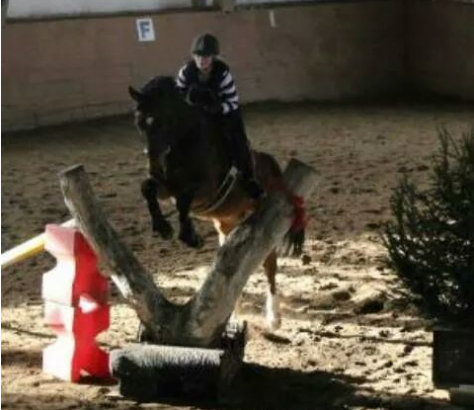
(175, 33, 265, 200)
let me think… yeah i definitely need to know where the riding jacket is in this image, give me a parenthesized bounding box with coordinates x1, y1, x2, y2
(176, 59, 239, 115)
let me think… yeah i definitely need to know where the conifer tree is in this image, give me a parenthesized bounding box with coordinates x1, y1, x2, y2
(383, 128, 474, 322)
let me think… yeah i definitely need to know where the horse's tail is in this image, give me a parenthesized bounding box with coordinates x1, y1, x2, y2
(280, 194, 307, 257)
(255, 151, 308, 257)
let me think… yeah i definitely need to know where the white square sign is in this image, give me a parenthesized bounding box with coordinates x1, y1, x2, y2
(136, 18, 155, 42)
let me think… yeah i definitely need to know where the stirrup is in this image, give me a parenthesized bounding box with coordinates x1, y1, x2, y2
(229, 166, 239, 177)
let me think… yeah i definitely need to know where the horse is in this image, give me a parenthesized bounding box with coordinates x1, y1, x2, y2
(128, 76, 306, 329)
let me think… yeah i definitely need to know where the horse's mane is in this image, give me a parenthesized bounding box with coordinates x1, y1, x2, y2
(140, 76, 177, 97)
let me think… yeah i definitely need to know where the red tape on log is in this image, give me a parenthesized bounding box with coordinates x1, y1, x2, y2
(267, 181, 308, 233)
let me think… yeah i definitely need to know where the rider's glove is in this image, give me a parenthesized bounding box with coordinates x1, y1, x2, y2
(187, 85, 216, 106)
(203, 101, 222, 115)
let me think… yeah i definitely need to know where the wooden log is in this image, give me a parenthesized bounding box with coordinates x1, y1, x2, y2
(111, 344, 224, 400)
(181, 159, 318, 346)
(110, 322, 246, 401)
(59, 165, 176, 340)
(58, 159, 317, 347)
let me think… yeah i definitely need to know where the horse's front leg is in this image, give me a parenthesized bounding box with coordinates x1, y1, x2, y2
(176, 191, 204, 249)
(141, 177, 174, 239)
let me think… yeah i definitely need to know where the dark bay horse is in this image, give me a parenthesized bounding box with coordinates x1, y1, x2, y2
(128, 76, 305, 329)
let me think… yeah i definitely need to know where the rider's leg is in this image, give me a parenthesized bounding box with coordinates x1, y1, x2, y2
(223, 109, 265, 199)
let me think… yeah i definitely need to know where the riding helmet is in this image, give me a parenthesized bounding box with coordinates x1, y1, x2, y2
(191, 33, 220, 57)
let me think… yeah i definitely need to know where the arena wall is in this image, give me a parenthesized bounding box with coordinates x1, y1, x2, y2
(2, 0, 473, 132)
(1, 1, 404, 131)
(405, 0, 474, 101)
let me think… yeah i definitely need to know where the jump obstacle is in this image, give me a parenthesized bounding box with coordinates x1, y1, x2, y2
(2, 222, 248, 400)
(42, 224, 110, 382)
(1, 159, 318, 401)
(3, 156, 473, 405)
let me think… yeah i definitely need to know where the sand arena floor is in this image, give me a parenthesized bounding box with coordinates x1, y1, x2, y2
(2, 103, 473, 409)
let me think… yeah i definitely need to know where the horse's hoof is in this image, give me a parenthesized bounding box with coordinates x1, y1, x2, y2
(154, 220, 174, 240)
(136, 323, 153, 343)
(179, 232, 204, 249)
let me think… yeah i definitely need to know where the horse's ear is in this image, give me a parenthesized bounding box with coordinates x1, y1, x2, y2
(128, 86, 143, 102)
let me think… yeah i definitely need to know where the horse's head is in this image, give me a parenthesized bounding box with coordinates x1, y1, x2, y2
(129, 76, 191, 163)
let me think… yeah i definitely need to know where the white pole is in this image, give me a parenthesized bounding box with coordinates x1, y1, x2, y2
(1, 219, 76, 269)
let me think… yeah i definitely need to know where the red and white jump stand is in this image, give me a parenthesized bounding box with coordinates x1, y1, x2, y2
(41, 224, 111, 382)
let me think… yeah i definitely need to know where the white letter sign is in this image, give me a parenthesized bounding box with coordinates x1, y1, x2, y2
(136, 18, 155, 42)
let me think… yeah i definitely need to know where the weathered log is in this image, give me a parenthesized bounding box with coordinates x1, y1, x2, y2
(59, 164, 178, 340)
(110, 322, 247, 401)
(59, 159, 317, 347)
(182, 159, 317, 345)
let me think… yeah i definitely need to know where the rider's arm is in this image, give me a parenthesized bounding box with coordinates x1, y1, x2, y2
(176, 64, 191, 95)
(218, 70, 239, 115)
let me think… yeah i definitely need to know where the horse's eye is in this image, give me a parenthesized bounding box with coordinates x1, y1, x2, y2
(135, 111, 156, 132)
(135, 112, 145, 130)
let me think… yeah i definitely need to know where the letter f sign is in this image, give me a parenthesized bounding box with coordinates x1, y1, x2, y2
(136, 18, 155, 42)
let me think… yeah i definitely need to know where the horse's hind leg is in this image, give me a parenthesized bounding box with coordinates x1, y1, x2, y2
(213, 219, 232, 246)
(264, 250, 281, 330)
(141, 177, 173, 239)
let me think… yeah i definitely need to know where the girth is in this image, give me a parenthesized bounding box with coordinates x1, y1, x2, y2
(191, 166, 239, 215)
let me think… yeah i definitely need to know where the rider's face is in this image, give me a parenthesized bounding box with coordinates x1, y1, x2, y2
(193, 54, 213, 72)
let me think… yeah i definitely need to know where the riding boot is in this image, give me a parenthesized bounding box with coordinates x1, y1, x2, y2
(223, 110, 265, 200)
